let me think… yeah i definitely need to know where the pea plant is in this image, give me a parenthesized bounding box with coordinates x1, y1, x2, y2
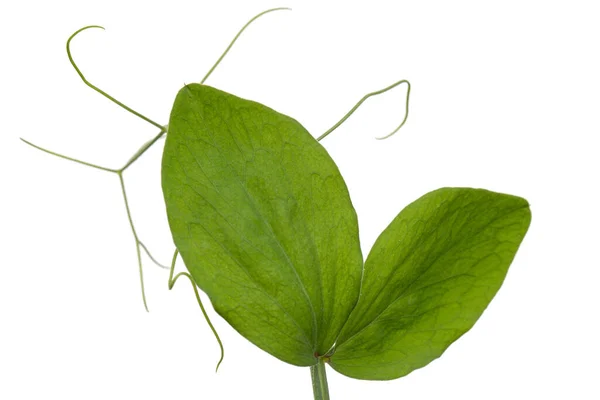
(22, 8, 531, 400)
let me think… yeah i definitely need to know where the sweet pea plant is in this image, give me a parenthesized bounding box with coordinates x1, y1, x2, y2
(23, 8, 531, 399)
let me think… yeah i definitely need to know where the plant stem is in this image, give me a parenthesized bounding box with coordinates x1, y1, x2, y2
(310, 358, 330, 400)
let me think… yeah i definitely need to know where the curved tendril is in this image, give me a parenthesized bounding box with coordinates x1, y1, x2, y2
(317, 79, 411, 141)
(169, 249, 225, 372)
(66, 26, 164, 130)
(200, 7, 292, 84)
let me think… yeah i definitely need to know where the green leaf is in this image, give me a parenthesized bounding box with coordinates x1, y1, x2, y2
(329, 188, 531, 380)
(161, 84, 363, 366)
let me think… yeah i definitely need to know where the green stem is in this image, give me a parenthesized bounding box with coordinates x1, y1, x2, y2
(119, 129, 166, 172)
(310, 358, 330, 400)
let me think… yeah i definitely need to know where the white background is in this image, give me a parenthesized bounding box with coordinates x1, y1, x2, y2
(1, 1, 599, 399)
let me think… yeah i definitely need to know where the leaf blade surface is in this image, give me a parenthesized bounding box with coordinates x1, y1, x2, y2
(161, 84, 363, 365)
(330, 188, 531, 379)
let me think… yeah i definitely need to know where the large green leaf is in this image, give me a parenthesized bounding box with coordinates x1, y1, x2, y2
(329, 188, 531, 380)
(161, 84, 363, 366)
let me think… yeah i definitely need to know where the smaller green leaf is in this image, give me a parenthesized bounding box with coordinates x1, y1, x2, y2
(330, 188, 531, 380)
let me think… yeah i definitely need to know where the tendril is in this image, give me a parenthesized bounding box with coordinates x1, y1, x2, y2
(20, 138, 118, 173)
(201, 7, 291, 84)
(22, 25, 173, 311)
(67, 25, 164, 130)
(169, 249, 225, 372)
(22, 126, 168, 311)
(318, 79, 411, 141)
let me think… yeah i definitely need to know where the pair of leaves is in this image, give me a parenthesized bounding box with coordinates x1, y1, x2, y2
(161, 84, 531, 380)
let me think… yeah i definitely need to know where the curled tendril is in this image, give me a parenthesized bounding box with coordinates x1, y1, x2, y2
(169, 250, 225, 372)
(318, 79, 411, 141)
(66, 25, 164, 131)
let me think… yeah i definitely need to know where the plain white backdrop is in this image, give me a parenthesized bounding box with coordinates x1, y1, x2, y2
(1, 1, 599, 399)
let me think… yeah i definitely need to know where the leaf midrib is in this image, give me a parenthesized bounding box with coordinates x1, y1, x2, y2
(183, 92, 320, 349)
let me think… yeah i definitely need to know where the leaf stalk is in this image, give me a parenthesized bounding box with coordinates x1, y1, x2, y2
(310, 358, 330, 400)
